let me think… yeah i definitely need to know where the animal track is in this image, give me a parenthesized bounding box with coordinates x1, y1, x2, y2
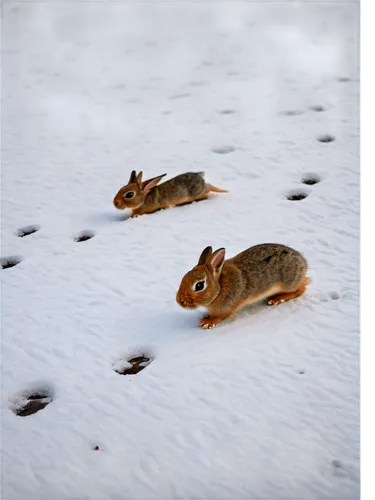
(286, 190, 309, 201)
(281, 110, 304, 116)
(317, 134, 335, 143)
(74, 230, 95, 242)
(16, 225, 40, 237)
(11, 389, 53, 417)
(302, 174, 321, 185)
(113, 355, 153, 375)
(309, 105, 325, 112)
(217, 109, 236, 115)
(212, 145, 236, 154)
(169, 93, 191, 100)
(1, 256, 22, 269)
(337, 76, 351, 82)
(330, 292, 340, 300)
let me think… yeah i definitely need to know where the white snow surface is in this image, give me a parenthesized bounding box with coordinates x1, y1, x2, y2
(1, 1, 360, 499)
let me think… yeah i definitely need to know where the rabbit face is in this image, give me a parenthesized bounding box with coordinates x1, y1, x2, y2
(113, 183, 144, 210)
(176, 266, 220, 309)
(113, 171, 167, 211)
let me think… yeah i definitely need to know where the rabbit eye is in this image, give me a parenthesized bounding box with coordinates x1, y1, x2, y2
(124, 192, 134, 199)
(194, 281, 205, 292)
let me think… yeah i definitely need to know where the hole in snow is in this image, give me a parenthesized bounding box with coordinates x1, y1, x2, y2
(11, 389, 53, 417)
(298, 370, 305, 375)
(337, 77, 351, 82)
(74, 230, 95, 242)
(212, 145, 236, 154)
(1, 255, 23, 269)
(218, 109, 236, 115)
(317, 134, 335, 143)
(113, 355, 153, 376)
(330, 291, 340, 300)
(286, 190, 308, 201)
(16, 225, 40, 237)
(169, 93, 191, 100)
(309, 105, 325, 112)
(302, 174, 321, 185)
(281, 110, 304, 116)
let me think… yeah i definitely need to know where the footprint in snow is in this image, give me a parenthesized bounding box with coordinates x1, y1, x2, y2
(309, 105, 325, 112)
(302, 173, 321, 185)
(217, 109, 236, 115)
(169, 93, 191, 100)
(10, 387, 54, 417)
(317, 134, 335, 143)
(113, 354, 153, 376)
(285, 189, 309, 201)
(280, 110, 304, 116)
(74, 230, 96, 242)
(16, 225, 40, 237)
(212, 145, 236, 154)
(1, 255, 23, 270)
(337, 76, 351, 82)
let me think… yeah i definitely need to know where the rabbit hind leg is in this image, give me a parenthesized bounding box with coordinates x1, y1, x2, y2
(267, 277, 311, 306)
(176, 194, 208, 207)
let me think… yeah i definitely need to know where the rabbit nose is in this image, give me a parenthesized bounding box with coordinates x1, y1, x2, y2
(177, 295, 188, 308)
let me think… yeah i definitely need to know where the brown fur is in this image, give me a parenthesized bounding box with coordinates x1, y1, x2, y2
(113, 171, 228, 217)
(176, 243, 310, 329)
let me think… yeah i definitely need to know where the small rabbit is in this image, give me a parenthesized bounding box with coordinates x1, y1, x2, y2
(113, 170, 227, 217)
(176, 243, 310, 329)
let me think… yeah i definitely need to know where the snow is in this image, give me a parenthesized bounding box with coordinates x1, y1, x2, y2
(1, 1, 359, 499)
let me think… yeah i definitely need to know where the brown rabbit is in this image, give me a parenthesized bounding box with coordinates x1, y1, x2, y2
(113, 171, 227, 217)
(176, 243, 310, 329)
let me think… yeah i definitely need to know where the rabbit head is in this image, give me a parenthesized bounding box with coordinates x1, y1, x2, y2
(113, 170, 166, 210)
(176, 246, 226, 309)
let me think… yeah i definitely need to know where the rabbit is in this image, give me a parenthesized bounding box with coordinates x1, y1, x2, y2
(113, 170, 227, 217)
(176, 243, 310, 329)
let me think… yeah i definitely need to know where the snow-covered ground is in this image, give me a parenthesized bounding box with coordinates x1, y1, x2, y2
(1, 1, 360, 499)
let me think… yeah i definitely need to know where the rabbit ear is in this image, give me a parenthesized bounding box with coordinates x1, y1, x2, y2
(129, 170, 137, 183)
(208, 248, 226, 274)
(198, 246, 213, 265)
(136, 171, 143, 186)
(142, 174, 167, 193)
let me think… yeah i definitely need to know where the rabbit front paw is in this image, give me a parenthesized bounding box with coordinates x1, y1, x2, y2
(267, 297, 285, 305)
(200, 316, 219, 329)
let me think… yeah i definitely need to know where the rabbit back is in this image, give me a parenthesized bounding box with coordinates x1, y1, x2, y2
(230, 243, 307, 296)
(154, 172, 206, 204)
